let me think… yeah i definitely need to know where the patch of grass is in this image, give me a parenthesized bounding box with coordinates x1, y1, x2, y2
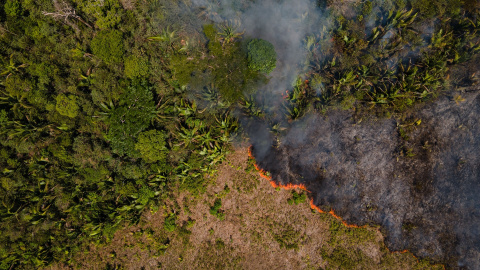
(193, 237, 243, 270)
(215, 238, 225, 250)
(164, 213, 177, 232)
(233, 172, 260, 194)
(186, 219, 196, 229)
(209, 198, 225, 220)
(321, 246, 361, 269)
(272, 223, 305, 250)
(328, 218, 375, 245)
(178, 224, 192, 245)
(402, 222, 417, 233)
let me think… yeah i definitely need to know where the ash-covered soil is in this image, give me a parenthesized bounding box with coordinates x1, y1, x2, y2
(253, 88, 480, 269)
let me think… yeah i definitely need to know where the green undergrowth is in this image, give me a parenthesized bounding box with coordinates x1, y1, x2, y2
(209, 198, 225, 220)
(274, 4, 480, 122)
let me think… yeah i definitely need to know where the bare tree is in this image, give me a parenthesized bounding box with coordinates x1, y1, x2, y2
(42, 0, 92, 31)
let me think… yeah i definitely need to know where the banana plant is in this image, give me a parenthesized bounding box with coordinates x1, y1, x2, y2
(198, 130, 216, 149)
(214, 114, 238, 137)
(240, 96, 264, 118)
(207, 146, 226, 166)
(304, 35, 317, 52)
(94, 100, 115, 121)
(178, 38, 191, 52)
(0, 89, 33, 113)
(201, 83, 230, 109)
(147, 26, 178, 44)
(387, 9, 417, 30)
(369, 9, 417, 43)
(0, 120, 55, 142)
(269, 122, 287, 135)
(285, 105, 302, 120)
(174, 99, 197, 117)
(175, 119, 205, 148)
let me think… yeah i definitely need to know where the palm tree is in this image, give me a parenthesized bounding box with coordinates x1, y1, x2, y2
(218, 21, 244, 45)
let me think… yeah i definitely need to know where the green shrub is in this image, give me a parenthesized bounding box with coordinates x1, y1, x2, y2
(247, 39, 277, 74)
(56, 94, 79, 118)
(124, 55, 149, 78)
(272, 224, 304, 250)
(74, 0, 123, 29)
(203, 24, 217, 40)
(135, 130, 167, 163)
(91, 30, 125, 63)
(4, 0, 21, 17)
(287, 191, 307, 205)
(107, 81, 155, 157)
(203, 24, 223, 56)
(410, 0, 462, 18)
(209, 198, 225, 220)
(362, 1, 373, 16)
(137, 186, 156, 206)
(164, 213, 177, 232)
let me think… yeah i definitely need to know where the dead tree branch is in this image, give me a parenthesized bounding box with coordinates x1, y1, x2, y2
(42, 0, 93, 30)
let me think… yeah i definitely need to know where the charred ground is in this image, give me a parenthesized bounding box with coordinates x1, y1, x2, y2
(253, 83, 480, 268)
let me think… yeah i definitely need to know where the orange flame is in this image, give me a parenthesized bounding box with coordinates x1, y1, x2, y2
(247, 146, 445, 269)
(309, 199, 325, 213)
(248, 147, 307, 191)
(308, 198, 365, 229)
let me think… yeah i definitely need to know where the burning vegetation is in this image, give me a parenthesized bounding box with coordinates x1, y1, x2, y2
(248, 81, 480, 268)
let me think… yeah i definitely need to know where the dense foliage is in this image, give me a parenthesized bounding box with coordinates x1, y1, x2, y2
(0, 1, 241, 268)
(247, 38, 277, 74)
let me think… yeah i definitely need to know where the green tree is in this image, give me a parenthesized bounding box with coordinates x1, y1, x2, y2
(73, 0, 123, 29)
(107, 81, 155, 157)
(247, 39, 277, 74)
(56, 94, 79, 118)
(135, 130, 167, 163)
(4, 0, 22, 17)
(124, 55, 149, 78)
(91, 30, 125, 63)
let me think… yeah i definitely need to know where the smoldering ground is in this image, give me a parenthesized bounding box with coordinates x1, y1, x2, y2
(251, 85, 480, 269)
(192, 0, 480, 268)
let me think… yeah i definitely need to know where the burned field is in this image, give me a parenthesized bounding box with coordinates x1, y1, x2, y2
(252, 85, 480, 269)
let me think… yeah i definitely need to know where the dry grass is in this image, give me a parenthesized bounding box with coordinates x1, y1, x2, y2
(47, 147, 443, 270)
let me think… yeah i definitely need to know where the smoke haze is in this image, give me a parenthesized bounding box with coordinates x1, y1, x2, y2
(193, 0, 325, 98)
